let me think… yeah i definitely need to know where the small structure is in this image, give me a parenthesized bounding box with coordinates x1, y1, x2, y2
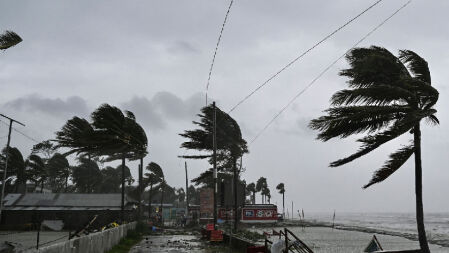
(1, 193, 136, 229)
(240, 204, 278, 223)
(364, 235, 383, 252)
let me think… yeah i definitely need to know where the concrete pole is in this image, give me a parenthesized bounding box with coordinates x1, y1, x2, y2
(0, 114, 25, 223)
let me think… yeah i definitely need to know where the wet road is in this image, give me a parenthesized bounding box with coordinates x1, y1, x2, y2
(129, 234, 230, 253)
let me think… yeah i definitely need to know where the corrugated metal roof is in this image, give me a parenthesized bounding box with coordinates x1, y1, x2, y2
(4, 193, 136, 208)
(2, 193, 21, 206)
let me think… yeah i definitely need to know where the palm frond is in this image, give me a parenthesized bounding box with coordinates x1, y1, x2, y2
(330, 109, 435, 167)
(0, 30, 22, 50)
(341, 46, 410, 89)
(178, 155, 212, 159)
(399, 50, 431, 84)
(425, 114, 439, 125)
(330, 85, 414, 106)
(309, 105, 410, 141)
(363, 144, 414, 188)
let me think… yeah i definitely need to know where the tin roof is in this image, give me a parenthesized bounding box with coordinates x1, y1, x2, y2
(3, 193, 136, 210)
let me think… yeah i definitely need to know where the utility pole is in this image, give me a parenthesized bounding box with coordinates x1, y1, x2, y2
(212, 102, 217, 229)
(0, 113, 25, 223)
(185, 161, 189, 217)
(291, 201, 294, 220)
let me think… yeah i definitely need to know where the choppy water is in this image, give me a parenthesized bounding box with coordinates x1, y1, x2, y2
(303, 212, 449, 247)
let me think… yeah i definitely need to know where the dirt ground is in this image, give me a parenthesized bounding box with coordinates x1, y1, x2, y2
(129, 234, 233, 253)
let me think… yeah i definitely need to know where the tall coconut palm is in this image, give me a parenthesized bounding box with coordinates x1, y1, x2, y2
(256, 177, 267, 204)
(91, 104, 148, 221)
(145, 162, 164, 219)
(246, 182, 256, 204)
(276, 183, 285, 218)
(26, 154, 47, 192)
(0, 30, 22, 51)
(180, 104, 248, 230)
(55, 104, 148, 221)
(309, 46, 439, 252)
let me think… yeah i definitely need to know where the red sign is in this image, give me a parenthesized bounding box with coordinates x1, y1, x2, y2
(241, 207, 278, 221)
(218, 208, 234, 219)
(206, 223, 215, 231)
(200, 188, 214, 218)
(210, 230, 223, 242)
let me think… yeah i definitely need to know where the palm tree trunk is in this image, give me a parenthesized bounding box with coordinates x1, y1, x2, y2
(40, 180, 44, 193)
(138, 157, 143, 220)
(160, 181, 164, 225)
(282, 192, 285, 218)
(149, 182, 153, 220)
(233, 156, 238, 231)
(252, 191, 255, 204)
(121, 155, 126, 223)
(414, 123, 430, 253)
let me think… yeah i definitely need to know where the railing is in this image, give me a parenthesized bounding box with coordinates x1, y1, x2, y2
(264, 228, 313, 253)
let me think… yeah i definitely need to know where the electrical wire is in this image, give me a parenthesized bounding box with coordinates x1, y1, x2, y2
(249, 0, 412, 144)
(205, 0, 235, 105)
(0, 118, 40, 143)
(228, 0, 384, 113)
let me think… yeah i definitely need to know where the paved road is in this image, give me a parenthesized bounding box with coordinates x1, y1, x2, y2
(129, 234, 230, 253)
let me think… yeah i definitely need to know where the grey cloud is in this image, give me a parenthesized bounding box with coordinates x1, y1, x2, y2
(4, 94, 89, 118)
(167, 41, 200, 55)
(121, 92, 204, 131)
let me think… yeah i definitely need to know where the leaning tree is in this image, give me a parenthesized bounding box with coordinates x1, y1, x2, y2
(276, 183, 285, 218)
(180, 104, 248, 230)
(144, 162, 164, 219)
(55, 104, 147, 221)
(309, 46, 439, 252)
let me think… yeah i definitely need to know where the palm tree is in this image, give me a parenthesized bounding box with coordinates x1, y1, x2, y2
(180, 104, 248, 230)
(55, 104, 148, 221)
(91, 104, 148, 221)
(276, 183, 285, 218)
(26, 154, 47, 192)
(246, 182, 256, 204)
(309, 46, 439, 252)
(1, 147, 27, 193)
(0, 30, 22, 50)
(145, 162, 164, 219)
(256, 177, 267, 204)
(71, 157, 103, 193)
(46, 153, 70, 192)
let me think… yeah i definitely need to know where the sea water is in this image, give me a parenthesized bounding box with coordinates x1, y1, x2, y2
(304, 212, 449, 247)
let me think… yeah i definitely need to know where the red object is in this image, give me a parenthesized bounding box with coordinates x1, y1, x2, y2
(246, 246, 266, 253)
(206, 223, 215, 231)
(210, 230, 223, 242)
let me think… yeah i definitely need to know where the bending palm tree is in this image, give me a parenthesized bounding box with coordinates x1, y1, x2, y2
(55, 104, 148, 221)
(310, 46, 439, 252)
(246, 182, 256, 204)
(276, 183, 285, 218)
(145, 162, 164, 219)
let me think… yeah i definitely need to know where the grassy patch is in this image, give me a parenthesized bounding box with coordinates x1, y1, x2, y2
(106, 230, 142, 253)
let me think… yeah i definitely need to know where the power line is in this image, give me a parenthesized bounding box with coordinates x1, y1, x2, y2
(0, 118, 40, 144)
(250, 0, 412, 144)
(228, 0, 384, 113)
(205, 0, 235, 105)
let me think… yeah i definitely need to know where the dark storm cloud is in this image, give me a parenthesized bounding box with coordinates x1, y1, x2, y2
(3, 94, 89, 118)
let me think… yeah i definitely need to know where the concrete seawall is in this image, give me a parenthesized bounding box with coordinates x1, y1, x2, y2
(19, 222, 137, 253)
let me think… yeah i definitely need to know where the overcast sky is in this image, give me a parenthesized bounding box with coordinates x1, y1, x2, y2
(1, 0, 448, 213)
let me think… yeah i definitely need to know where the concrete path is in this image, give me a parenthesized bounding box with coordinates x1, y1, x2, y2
(129, 234, 230, 253)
